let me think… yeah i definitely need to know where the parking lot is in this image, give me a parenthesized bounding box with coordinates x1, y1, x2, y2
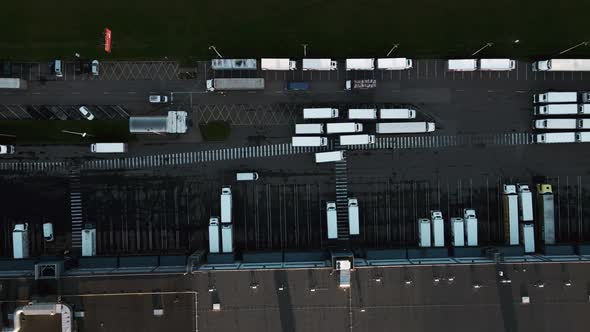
(0, 104, 129, 120)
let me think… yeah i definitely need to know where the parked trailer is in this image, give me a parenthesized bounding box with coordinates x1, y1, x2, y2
(303, 108, 338, 119)
(302, 58, 337, 71)
(261, 58, 296, 70)
(208, 217, 220, 253)
(90, 143, 128, 153)
(348, 108, 377, 120)
(418, 219, 431, 247)
(292, 136, 328, 147)
(464, 209, 478, 246)
(533, 92, 577, 104)
(532, 59, 590, 72)
(535, 132, 576, 144)
(503, 185, 519, 245)
(315, 151, 344, 163)
(451, 218, 465, 247)
(348, 198, 359, 236)
(221, 224, 233, 253)
(339, 134, 375, 145)
(0, 78, 27, 89)
(517, 184, 534, 222)
(211, 59, 257, 70)
(521, 223, 535, 253)
(479, 59, 516, 71)
(534, 104, 579, 116)
(536, 184, 555, 244)
(377, 58, 413, 70)
(533, 118, 577, 130)
(326, 122, 363, 134)
(12, 223, 29, 259)
(81, 228, 96, 257)
(448, 59, 477, 71)
(220, 186, 232, 224)
(345, 79, 376, 90)
(379, 108, 416, 119)
(327, 202, 338, 239)
(295, 123, 324, 134)
(206, 78, 264, 91)
(346, 58, 375, 71)
(431, 210, 444, 247)
(376, 122, 435, 134)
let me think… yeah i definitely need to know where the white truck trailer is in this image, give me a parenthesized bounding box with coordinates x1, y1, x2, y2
(211, 59, 257, 70)
(291, 136, 328, 147)
(479, 59, 516, 71)
(448, 59, 477, 71)
(0, 78, 27, 89)
(221, 224, 233, 253)
(503, 185, 519, 245)
(376, 122, 435, 134)
(532, 59, 590, 72)
(302, 58, 337, 71)
(208, 217, 220, 253)
(295, 123, 324, 134)
(339, 134, 375, 145)
(12, 223, 29, 259)
(532, 92, 577, 104)
(315, 151, 344, 163)
(451, 218, 465, 247)
(303, 108, 338, 119)
(536, 184, 555, 244)
(521, 223, 535, 253)
(379, 108, 416, 119)
(345, 58, 375, 71)
(327, 202, 338, 239)
(348, 198, 359, 236)
(348, 108, 377, 120)
(206, 78, 264, 91)
(535, 132, 576, 144)
(418, 219, 431, 247)
(326, 122, 363, 134)
(260, 58, 296, 70)
(82, 227, 97, 257)
(220, 186, 232, 224)
(431, 210, 444, 247)
(377, 58, 413, 70)
(533, 104, 579, 116)
(517, 184, 534, 222)
(463, 208, 478, 246)
(533, 118, 577, 130)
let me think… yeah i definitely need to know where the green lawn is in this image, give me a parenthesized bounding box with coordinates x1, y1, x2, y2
(1, 1, 590, 60)
(0, 120, 132, 144)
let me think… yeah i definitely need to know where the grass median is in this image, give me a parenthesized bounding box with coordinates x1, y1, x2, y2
(0, 120, 132, 144)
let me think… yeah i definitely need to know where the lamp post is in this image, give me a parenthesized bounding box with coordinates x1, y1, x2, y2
(559, 41, 589, 55)
(471, 42, 494, 56)
(302, 44, 308, 57)
(61, 130, 88, 137)
(386, 44, 399, 56)
(208, 46, 223, 58)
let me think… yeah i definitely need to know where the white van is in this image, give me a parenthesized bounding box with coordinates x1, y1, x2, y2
(292, 136, 328, 147)
(220, 186, 232, 224)
(90, 143, 128, 153)
(533, 119, 577, 130)
(377, 58, 413, 70)
(339, 134, 375, 145)
(326, 122, 363, 134)
(303, 108, 338, 119)
(345, 58, 375, 71)
(534, 104, 579, 115)
(53, 60, 63, 77)
(295, 123, 324, 134)
(376, 122, 435, 134)
(535, 132, 576, 144)
(348, 109, 377, 120)
(479, 59, 516, 71)
(315, 151, 344, 163)
(236, 172, 259, 181)
(448, 59, 477, 71)
(379, 108, 416, 119)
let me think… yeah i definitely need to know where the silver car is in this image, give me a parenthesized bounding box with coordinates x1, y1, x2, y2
(78, 106, 95, 120)
(91, 60, 99, 76)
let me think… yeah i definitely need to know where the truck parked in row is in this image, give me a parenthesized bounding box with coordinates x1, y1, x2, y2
(206, 78, 264, 91)
(0, 78, 27, 90)
(261, 58, 296, 70)
(451, 218, 465, 247)
(535, 132, 576, 144)
(209, 217, 220, 253)
(302, 58, 337, 71)
(431, 210, 444, 247)
(418, 218, 431, 247)
(503, 185, 519, 245)
(447, 59, 516, 71)
(348, 198, 359, 235)
(348, 109, 377, 120)
(303, 108, 338, 119)
(315, 151, 344, 163)
(379, 108, 416, 119)
(292, 136, 328, 147)
(534, 104, 579, 115)
(326, 122, 363, 134)
(339, 134, 375, 145)
(533, 92, 577, 104)
(12, 223, 29, 259)
(532, 59, 590, 72)
(464, 208, 478, 246)
(536, 184, 555, 244)
(221, 224, 233, 253)
(346, 58, 375, 71)
(82, 227, 96, 257)
(521, 223, 535, 253)
(326, 202, 338, 239)
(295, 123, 324, 135)
(517, 184, 534, 222)
(345, 79, 376, 90)
(211, 59, 257, 70)
(376, 122, 435, 134)
(221, 186, 232, 224)
(377, 58, 413, 70)
(533, 119, 577, 130)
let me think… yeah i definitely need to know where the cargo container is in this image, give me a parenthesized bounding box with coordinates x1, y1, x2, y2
(533, 119, 577, 130)
(220, 186, 232, 224)
(292, 136, 328, 147)
(208, 217, 220, 253)
(377, 58, 413, 70)
(418, 219, 431, 247)
(81, 227, 96, 257)
(536, 184, 555, 244)
(503, 185, 519, 245)
(327, 122, 363, 134)
(0, 78, 27, 89)
(260, 58, 296, 70)
(348, 108, 377, 120)
(431, 210, 444, 247)
(326, 202, 338, 239)
(339, 134, 375, 145)
(463, 209, 478, 247)
(236, 172, 259, 181)
(90, 143, 128, 153)
(379, 108, 416, 119)
(533, 104, 579, 116)
(348, 198, 359, 236)
(376, 122, 435, 134)
(287, 82, 309, 90)
(532, 92, 577, 104)
(479, 59, 516, 71)
(302, 58, 337, 71)
(315, 151, 344, 163)
(295, 123, 324, 134)
(576, 131, 590, 142)
(12, 223, 29, 259)
(517, 184, 534, 222)
(535, 132, 576, 144)
(346, 58, 375, 71)
(206, 78, 264, 91)
(532, 59, 590, 72)
(211, 59, 257, 70)
(521, 223, 535, 253)
(345, 79, 376, 90)
(303, 108, 338, 119)
(221, 224, 233, 253)
(448, 59, 477, 71)
(451, 218, 465, 247)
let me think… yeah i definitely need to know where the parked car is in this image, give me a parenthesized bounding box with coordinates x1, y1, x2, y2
(0, 145, 15, 154)
(149, 95, 169, 103)
(91, 60, 99, 76)
(43, 222, 54, 242)
(78, 106, 95, 120)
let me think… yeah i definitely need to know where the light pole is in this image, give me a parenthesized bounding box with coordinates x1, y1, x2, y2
(61, 130, 88, 137)
(471, 42, 494, 56)
(208, 45, 223, 58)
(302, 44, 308, 57)
(559, 41, 589, 55)
(386, 44, 399, 56)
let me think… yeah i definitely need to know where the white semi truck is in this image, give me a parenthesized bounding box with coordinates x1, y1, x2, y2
(431, 210, 444, 247)
(503, 185, 519, 245)
(260, 58, 297, 70)
(326, 202, 338, 239)
(536, 184, 555, 244)
(532, 59, 590, 72)
(532, 92, 577, 104)
(376, 122, 435, 134)
(348, 198, 359, 236)
(302, 59, 337, 71)
(418, 219, 431, 247)
(208, 217, 220, 254)
(463, 208, 478, 246)
(206, 78, 264, 91)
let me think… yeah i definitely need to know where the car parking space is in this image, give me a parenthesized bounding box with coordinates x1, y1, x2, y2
(0, 104, 129, 120)
(194, 103, 300, 125)
(99, 61, 180, 80)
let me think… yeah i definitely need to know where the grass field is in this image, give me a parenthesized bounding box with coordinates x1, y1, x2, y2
(1, 1, 590, 60)
(0, 120, 131, 144)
